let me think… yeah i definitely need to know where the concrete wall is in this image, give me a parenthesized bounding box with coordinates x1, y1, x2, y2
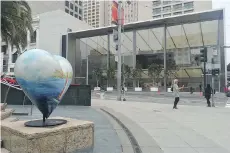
(38, 10, 92, 55)
(137, 1, 153, 22)
(194, 1, 212, 12)
(28, 1, 65, 15)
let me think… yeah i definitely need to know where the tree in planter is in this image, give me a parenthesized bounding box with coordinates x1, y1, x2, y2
(132, 63, 143, 88)
(106, 66, 116, 87)
(122, 64, 131, 87)
(92, 68, 102, 87)
(166, 60, 180, 80)
(148, 63, 163, 86)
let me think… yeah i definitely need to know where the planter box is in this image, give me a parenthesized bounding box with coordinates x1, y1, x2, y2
(106, 87, 114, 91)
(135, 87, 142, 92)
(94, 87, 100, 91)
(167, 88, 172, 92)
(150, 87, 158, 92)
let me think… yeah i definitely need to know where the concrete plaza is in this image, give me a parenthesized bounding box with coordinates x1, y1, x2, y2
(93, 99, 230, 153)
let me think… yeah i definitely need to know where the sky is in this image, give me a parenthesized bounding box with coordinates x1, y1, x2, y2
(212, 0, 230, 64)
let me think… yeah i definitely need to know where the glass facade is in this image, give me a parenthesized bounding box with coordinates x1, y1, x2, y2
(65, 11, 225, 92)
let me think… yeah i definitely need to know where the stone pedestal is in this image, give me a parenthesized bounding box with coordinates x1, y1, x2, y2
(1, 117, 94, 153)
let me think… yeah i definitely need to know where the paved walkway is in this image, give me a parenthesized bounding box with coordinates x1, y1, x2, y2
(9, 105, 122, 153)
(93, 99, 230, 153)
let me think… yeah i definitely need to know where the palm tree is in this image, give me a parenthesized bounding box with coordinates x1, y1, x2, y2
(1, 1, 33, 50)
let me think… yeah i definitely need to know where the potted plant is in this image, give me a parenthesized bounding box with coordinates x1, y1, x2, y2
(132, 63, 143, 91)
(122, 64, 131, 91)
(92, 68, 102, 91)
(106, 66, 115, 91)
(148, 63, 163, 92)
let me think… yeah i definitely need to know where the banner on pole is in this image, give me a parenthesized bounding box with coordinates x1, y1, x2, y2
(111, 1, 118, 25)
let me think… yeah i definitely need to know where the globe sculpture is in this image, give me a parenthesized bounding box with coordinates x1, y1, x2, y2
(14, 49, 73, 127)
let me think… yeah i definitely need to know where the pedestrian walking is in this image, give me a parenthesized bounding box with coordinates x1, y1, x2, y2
(172, 79, 184, 109)
(205, 84, 212, 107)
(199, 82, 202, 92)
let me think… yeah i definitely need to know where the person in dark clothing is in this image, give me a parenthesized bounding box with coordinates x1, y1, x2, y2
(205, 84, 212, 107)
(199, 83, 202, 92)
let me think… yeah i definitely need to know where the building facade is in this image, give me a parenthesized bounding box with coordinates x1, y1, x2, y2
(152, 0, 212, 19)
(27, 1, 84, 21)
(83, 0, 153, 28)
(64, 9, 225, 92)
(1, 10, 92, 76)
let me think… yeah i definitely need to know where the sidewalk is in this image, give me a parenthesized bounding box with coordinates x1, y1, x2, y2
(93, 99, 230, 153)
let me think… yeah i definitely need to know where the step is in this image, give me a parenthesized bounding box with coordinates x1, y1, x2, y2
(1, 109, 14, 120)
(1, 148, 10, 153)
(1, 103, 7, 111)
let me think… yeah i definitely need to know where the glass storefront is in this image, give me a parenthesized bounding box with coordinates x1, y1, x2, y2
(65, 10, 225, 92)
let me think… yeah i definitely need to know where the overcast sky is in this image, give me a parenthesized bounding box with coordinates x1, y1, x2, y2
(212, 0, 230, 64)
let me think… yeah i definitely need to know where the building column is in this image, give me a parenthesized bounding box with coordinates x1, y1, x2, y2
(164, 24, 167, 92)
(107, 34, 110, 70)
(218, 18, 226, 92)
(7, 45, 12, 73)
(26, 30, 31, 51)
(67, 34, 80, 84)
(36, 28, 39, 49)
(133, 30, 136, 88)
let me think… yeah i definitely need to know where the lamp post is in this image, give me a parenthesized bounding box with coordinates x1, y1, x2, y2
(117, 1, 122, 101)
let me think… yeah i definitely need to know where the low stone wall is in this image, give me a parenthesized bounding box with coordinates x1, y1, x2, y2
(1, 117, 94, 153)
(1, 84, 91, 106)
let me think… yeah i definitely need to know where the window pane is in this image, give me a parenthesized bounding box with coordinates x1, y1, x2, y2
(79, 16, 82, 20)
(152, 0, 161, 7)
(75, 6, 78, 12)
(75, 1, 78, 4)
(79, 1, 82, 6)
(70, 3, 73, 9)
(65, 9, 69, 13)
(173, 11, 182, 15)
(153, 15, 161, 19)
(173, 4, 182, 11)
(184, 9, 194, 13)
(75, 14, 78, 18)
(79, 8, 82, 15)
(65, 1, 69, 7)
(184, 2, 194, 9)
(163, 1, 171, 5)
(163, 13, 171, 17)
(163, 6, 171, 12)
(153, 8, 161, 14)
(70, 11, 73, 15)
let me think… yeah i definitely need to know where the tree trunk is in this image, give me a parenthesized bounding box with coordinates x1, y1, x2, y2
(97, 80, 99, 87)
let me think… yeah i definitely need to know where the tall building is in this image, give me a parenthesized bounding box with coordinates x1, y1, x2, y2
(83, 1, 153, 28)
(152, 0, 212, 19)
(27, 1, 84, 21)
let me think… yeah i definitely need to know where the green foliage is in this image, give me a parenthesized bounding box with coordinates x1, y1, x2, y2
(148, 63, 163, 84)
(122, 64, 131, 80)
(106, 66, 116, 86)
(1, 1, 33, 50)
(166, 60, 180, 78)
(132, 63, 142, 87)
(92, 68, 102, 86)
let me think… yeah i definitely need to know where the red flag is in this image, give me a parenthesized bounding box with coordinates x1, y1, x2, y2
(111, 1, 118, 25)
